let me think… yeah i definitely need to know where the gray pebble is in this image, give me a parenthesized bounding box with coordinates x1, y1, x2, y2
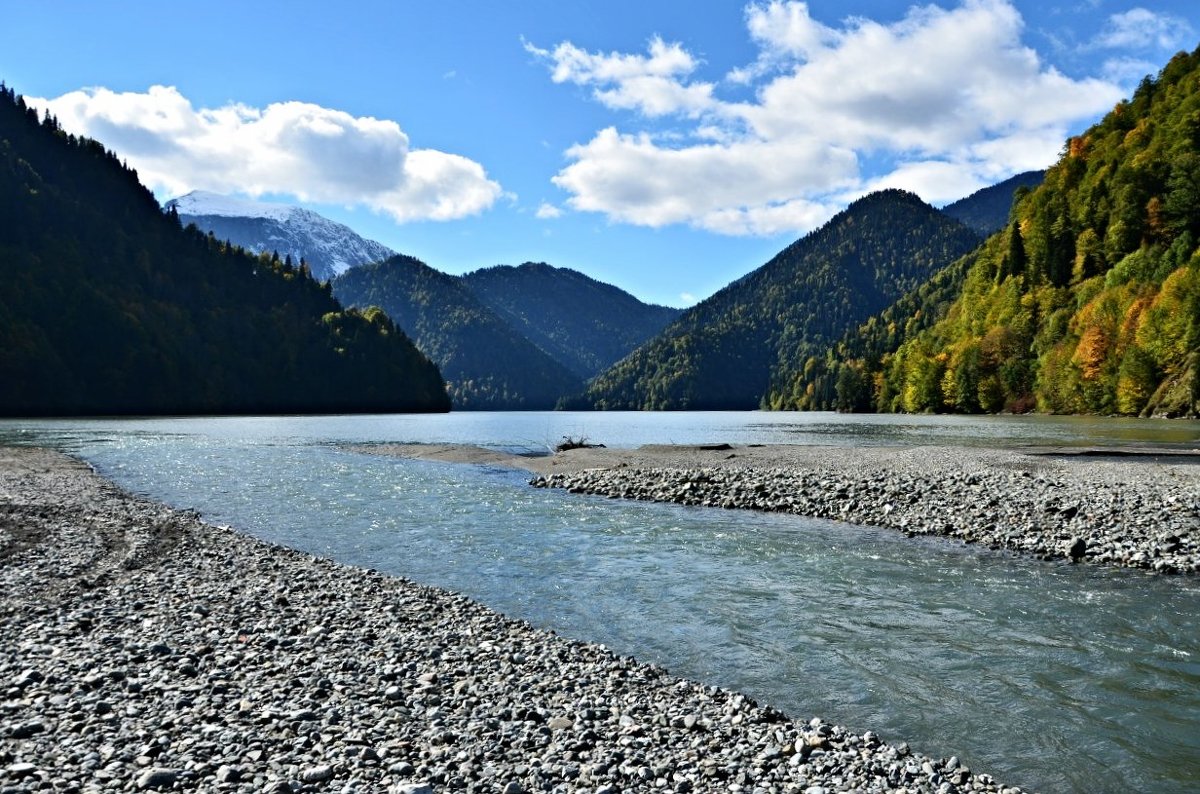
(136, 768, 178, 790)
(391, 784, 433, 794)
(300, 764, 334, 783)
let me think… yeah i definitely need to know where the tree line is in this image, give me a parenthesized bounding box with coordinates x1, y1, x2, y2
(0, 83, 449, 416)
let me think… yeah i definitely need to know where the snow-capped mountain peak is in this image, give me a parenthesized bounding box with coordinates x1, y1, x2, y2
(164, 191, 397, 281)
(165, 190, 296, 222)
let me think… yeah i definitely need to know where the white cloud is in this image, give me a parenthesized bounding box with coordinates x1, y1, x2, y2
(552, 127, 855, 234)
(525, 36, 716, 117)
(679, 292, 698, 306)
(699, 198, 839, 237)
(1101, 56, 1160, 85)
(738, 0, 1118, 152)
(535, 202, 563, 219)
(745, 0, 839, 62)
(967, 128, 1075, 173)
(1091, 8, 1193, 51)
(31, 85, 502, 223)
(860, 160, 987, 207)
(532, 0, 1125, 237)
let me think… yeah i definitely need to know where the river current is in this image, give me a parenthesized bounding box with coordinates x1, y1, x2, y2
(2, 411, 1198, 792)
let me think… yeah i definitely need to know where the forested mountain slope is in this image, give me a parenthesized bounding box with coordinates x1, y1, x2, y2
(782, 49, 1200, 418)
(332, 257, 583, 409)
(0, 85, 448, 416)
(766, 254, 977, 411)
(580, 190, 982, 410)
(941, 171, 1045, 236)
(461, 262, 680, 380)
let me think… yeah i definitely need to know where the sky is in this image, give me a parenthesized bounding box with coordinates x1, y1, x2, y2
(2, 1, 1197, 307)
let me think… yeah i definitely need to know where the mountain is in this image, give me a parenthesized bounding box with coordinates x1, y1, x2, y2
(332, 257, 583, 409)
(786, 48, 1200, 418)
(767, 253, 977, 411)
(166, 191, 396, 282)
(940, 171, 1046, 236)
(460, 262, 681, 380)
(0, 84, 449, 416)
(171, 195, 681, 408)
(580, 190, 983, 410)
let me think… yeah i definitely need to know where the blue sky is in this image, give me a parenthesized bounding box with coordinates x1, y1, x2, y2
(3, 1, 1197, 306)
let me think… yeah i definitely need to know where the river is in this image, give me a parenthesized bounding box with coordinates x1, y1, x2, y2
(2, 411, 1198, 792)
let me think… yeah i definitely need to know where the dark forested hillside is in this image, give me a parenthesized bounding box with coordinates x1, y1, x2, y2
(581, 190, 982, 410)
(0, 85, 448, 416)
(332, 257, 583, 409)
(941, 171, 1045, 236)
(768, 255, 976, 411)
(460, 262, 681, 380)
(784, 49, 1200, 417)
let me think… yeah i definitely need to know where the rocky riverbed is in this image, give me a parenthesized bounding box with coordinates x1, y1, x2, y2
(1, 446, 1027, 793)
(527, 444, 1200, 575)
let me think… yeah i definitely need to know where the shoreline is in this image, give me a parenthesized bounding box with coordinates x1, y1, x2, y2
(359, 442, 1200, 574)
(0, 445, 1025, 792)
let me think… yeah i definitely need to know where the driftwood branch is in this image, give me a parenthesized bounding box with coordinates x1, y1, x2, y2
(555, 435, 606, 453)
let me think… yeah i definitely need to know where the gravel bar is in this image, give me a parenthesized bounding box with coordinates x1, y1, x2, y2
(529, 444, 1200, 575)
(0, 446, 1028, 793)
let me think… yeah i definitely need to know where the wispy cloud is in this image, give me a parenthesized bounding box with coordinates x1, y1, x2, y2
(1101, 56, 1161, 84)
(1090, 8, 1193, 51)
(535, 202, 563, 219)
(524, 35, 715, 118)
(530, 0, 1124, 236)
(31, 85, 502, 222)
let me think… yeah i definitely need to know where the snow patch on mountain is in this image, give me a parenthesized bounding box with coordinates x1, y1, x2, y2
(166, 190, 296, 221)
(164, 191, 398, 281)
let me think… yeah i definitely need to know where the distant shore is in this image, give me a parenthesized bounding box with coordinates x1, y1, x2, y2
(0, 445, 1027, 792)
(361, 441, 1200, 574)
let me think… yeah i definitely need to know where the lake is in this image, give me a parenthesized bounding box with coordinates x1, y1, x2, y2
(2, 411, 1198, 792)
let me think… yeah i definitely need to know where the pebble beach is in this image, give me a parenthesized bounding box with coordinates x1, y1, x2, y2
(521, 443, 1200, 575)
(0, 446, 1030, 793)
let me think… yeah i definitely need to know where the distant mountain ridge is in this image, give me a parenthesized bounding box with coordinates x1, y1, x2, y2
(461, 262, 681, 380)
(167, 178, 1055, 414)
(332, 256, 584, 409)
(175, 196, 683, 409)
(166, 191, 397, 282)
(582, 189, 983, 410)
(940, 171, 1046, 236)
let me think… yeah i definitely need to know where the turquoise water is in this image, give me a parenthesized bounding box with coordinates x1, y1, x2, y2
(2, 412, 1198, 793)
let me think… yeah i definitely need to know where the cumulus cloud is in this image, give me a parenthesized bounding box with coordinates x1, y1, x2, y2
(745, 0, 839, 62)
(859, 160, 988, 207)
(1091, 8, 1193, 51)
(535, 202, 563, 219)
(531, 0, 1125, 236)
(31, 85, 502, 223)
(553, 127, 852, 234)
